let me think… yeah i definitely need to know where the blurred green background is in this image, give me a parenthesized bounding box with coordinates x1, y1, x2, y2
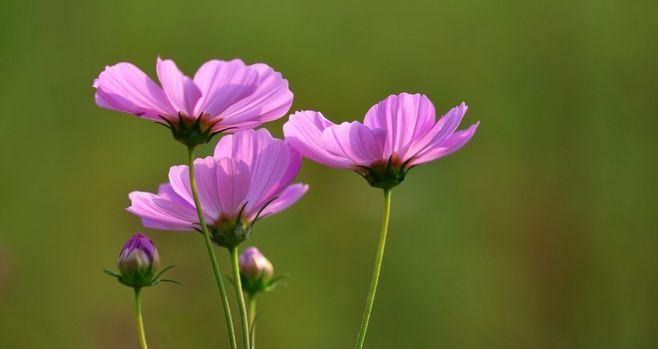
(0, 0, 656, 348)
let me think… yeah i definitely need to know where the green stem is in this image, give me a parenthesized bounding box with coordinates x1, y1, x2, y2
(355, 189, 392, 349)
(134, 288, 148, 349)
(230, 246, 251, 349)
(188, 146, 237, 349)
(248, 296, 256, 349)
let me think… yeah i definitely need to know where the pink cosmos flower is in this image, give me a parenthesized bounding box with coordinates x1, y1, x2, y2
(94, 57, 293, 146)
(283, 92, 479, 189)
(127, 129, 308, 247)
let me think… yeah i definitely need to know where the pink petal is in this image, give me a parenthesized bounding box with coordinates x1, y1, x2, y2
(321, 121, 387, 167)
(169, 159, 243, 223)
(216, 63, 293, 132)
(214, 158, 251, 217)
(409, 122, 479, 166)
(405, 102, 469, 160)
(214, 128, 276, 169)
(214, 129, 302, 217)
(190, 157, 223, 218)
(127, 184, 199, 231)
(245, 137, 301, 211)
(94, 62, 176, 121)
(167, 165, 195, 206)
(257, 183, 309, 219)
(192, 59, 259, 119)
(283, 111, 352, 168)
(363, 93, 436, 160)
(156, 57, 201, 119)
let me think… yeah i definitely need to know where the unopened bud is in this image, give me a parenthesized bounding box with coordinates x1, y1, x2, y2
(117, 233, 160, 287)
(239, 247, 273, 282)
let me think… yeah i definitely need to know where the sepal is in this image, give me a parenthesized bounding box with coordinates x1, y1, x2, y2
(159, 113, 232, 147)
(103, 265, 180, 288)
(241, 273, 288, 297)
(356, 156, 407, 189)
(210, 211, 253, 248)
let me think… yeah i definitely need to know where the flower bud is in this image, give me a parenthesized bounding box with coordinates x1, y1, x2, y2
(117, 233, 160, 287)
(239, 247, 273, 282)
(238, 247, 284, 296)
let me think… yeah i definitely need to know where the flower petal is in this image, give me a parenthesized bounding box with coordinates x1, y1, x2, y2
(214, 129, 303, 217)
(167, 165, 195, 206)
(127, 184, 199, 231)
(192, 59, 259, 119)
(257, 183, 309, 219)
(405, 102, 469, 159)
(168, 160, 242, 223)
(246, 141, 301, 212)
(214, 128, 276, 169)
(283, 111, 352, 168)
(409, 122, 479, 166)
(94, 62, 176, 121)
(216, 63, 293, 131)
(191, 157, 223, 218)
(363, 93, 436, 160)
(156, 57, 201, 118)
(214, 157, 251, 217)
(321, 121, 387, 167)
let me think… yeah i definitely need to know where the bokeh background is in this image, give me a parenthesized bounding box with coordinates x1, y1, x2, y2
(0, 0, 656, 348)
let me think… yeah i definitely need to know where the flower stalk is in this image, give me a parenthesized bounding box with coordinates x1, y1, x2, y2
(230, 246, 252, 349)
(134, 288, 148, 349)
(187, 146, 237, 349)
(355, 189, 392, 349)
(248, 296, 257, 349)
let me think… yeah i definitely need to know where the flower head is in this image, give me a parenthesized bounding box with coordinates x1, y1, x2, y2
(113, 233, 160, 287)
(284, 93, 478, 189)
(239, 247, 274, 281)
(128, 129, 308, 248)
(94, 57, 293, 147)
(239, 247, 283, 296)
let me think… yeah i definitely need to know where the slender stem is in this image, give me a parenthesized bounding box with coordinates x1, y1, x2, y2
(134, 288, 148, 349)
(248, 296, 256, 349)
(187, 146, 237, 349)
(230, 246, 251, 349)
(355, 189, 392, 349)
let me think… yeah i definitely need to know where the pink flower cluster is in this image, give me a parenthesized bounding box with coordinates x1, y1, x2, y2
(96, 56, 479, 349)
(94, 57, 478, 204)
